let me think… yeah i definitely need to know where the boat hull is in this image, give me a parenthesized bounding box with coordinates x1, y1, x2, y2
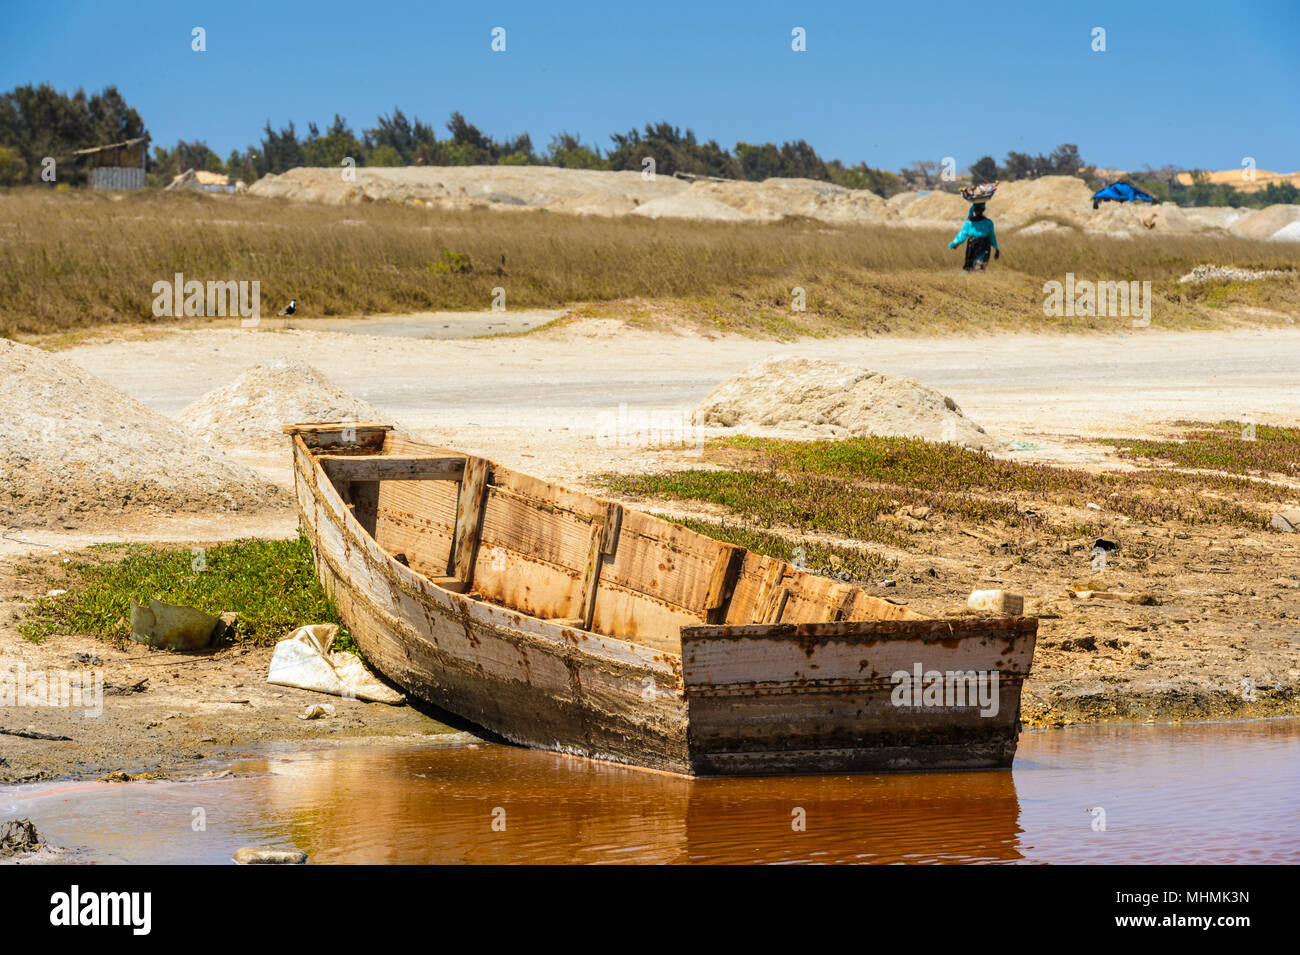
(289, 426, 1037, 777)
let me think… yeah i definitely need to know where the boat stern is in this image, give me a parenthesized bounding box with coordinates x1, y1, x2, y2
(680, 617, 1037, 776)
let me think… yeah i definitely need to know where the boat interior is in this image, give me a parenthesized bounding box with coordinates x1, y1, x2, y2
(297, 424, 920, 653)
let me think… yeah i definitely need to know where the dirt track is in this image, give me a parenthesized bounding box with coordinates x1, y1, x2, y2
(56, 319, 1300, 469)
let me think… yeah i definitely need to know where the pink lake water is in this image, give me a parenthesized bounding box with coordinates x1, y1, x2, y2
(4, 719, 1297, 864)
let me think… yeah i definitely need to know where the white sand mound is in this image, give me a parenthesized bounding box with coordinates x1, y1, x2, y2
(895, 190, 970, 227)
(630, 193, 756, 221)
(693, 356, 991, 449)
(1269, 220, 1300, 242)
(177, 359, 393, 451)
(687, 178, 888, 223)
(1230, 204, 1300, 240)
(1181, 207, 1249, 230)
(543, 191, 640, 216)
(0, 340, 284, 526)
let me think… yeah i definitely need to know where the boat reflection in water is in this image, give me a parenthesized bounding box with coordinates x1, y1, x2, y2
(238, 740, 1024, 865)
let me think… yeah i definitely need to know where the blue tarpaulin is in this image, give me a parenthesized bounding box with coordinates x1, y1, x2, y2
(1092, 181, 1157, 204)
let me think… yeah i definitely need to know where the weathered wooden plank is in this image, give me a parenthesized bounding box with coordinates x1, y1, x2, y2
(579, 522, 606, 631)
(283, 421, 392, 434)
(373, 480, 458, 579)
(599, 502, 623, 554)
(681, 617, 1037, 640)
(478, 485, 592, 570)
(346, 479, 379, 538)
(580, 502, 625, 631)
(845, 591, 922, 621)
(321, 455, 466, 482)
(751, 558, 787, 624)
(450, 456, 491, 583)
(588, 583, 699, 653)
(601, 509, 720, 615)
(703, 544, 746, 625)
(831, 586, 859, 622)
(492, 463, 609, 522)
(286, 423, 390, 452)
(766, 588, 790, 624)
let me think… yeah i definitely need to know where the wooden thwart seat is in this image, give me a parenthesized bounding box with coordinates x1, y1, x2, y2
(319, 454, 466, 482)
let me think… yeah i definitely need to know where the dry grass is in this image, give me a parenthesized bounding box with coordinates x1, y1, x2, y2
(2, 187, 1298, 339)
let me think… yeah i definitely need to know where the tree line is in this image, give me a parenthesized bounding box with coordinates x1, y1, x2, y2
(2, 83, 1294, 208)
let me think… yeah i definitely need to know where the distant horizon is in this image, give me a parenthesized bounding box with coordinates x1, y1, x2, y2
(3, 0, 1296, 173)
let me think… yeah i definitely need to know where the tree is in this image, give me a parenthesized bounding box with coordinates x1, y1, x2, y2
(902, 160, 939, 188)
(364, 108, 434, 164)
(302, 114, 363, 168)
(546, 132, 606, 169)
(1001, 151, 1037, 180)
(260, 120, 304, 174)
(0, 145, 27, 185)
(827, 160, 903, 197)
(1048, 143, 1083, 176)
(969, 155, 998, 183)
(366, 145, 402, 167)
(607, 122, 740, 178)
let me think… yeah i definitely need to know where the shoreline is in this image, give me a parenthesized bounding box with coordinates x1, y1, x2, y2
(3, 616, 1295, 785)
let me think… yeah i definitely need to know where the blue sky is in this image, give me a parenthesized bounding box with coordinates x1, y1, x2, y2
(4, 0, 1297, 172)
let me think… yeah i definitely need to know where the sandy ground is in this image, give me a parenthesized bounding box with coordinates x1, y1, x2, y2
(4, 317, 1299, 781)
(49, 319, 1300, 482)
(0, 599, 458, 785)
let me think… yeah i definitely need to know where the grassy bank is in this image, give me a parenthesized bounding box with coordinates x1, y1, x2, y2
(1101, 421, 1300, 478)
(3, 188, 1298, 338)
(601, 434, 1294, 560)
(19, 534, 349, 647)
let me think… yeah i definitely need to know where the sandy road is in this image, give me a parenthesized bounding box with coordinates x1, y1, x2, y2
(61, 319, 1300, 471)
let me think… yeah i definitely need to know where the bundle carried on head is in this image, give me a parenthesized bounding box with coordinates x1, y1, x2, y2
(960, 181, 998, 203)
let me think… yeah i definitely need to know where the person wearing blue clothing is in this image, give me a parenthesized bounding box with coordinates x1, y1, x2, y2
(949, 202, 999, 271)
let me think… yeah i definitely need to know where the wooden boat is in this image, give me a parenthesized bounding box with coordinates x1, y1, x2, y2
(287, 422, 1038, 776)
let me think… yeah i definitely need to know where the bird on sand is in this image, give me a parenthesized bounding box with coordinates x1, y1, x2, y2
(277, 299, 296, 316)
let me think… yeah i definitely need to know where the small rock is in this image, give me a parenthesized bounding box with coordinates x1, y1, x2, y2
(211, 611, 240, 642)
(1059, 635, 1097, 652)
(1270, 510, 1300, 533)
(233, 846, 308, 865)
(0, 818, 44, 857)
(298, 703, 336, 720)
(967, 589, 1025, 615)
